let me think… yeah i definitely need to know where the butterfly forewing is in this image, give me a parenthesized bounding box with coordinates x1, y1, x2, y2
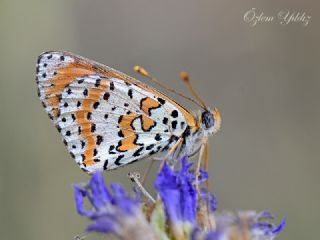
(36, 51, 193, 173)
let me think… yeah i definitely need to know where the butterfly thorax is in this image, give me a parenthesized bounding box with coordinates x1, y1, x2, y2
(175, 108, 221, 158)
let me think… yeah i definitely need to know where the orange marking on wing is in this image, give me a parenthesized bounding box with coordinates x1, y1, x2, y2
(117, 114, 140, 151)
(46, 95, 61, 118)
(74, 79, 109, 166)
(83, 136, 95, 166)
(80, 124, 92, 138)
(140, 97, 160, 115)
(47, 95, 59, 106)
(82, 88, 105, 109)
(73, 59, 128, 82)
(75, 111, 86, 122)
(117, 135, 139, 151)
(141, 115, 156, 131)
(136, 86, 198, 130)
(102, 71, 127, 81)
(45, 63, 96, 100)
(52, 109, 59, 118)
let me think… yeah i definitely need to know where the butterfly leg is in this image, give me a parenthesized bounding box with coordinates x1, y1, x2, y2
(141, 158, 157, 186)
(204, 141, 209, 190)
(159, 137, 184, 172)
(195, 137, 208, 194)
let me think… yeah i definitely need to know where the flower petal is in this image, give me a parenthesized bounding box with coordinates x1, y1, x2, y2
(155, 158, 197, 225)
(89, 172, 112, 209)
(74, 185, 95, 218)
(270, 218, 287, 235)
(86, 217, 119, 235)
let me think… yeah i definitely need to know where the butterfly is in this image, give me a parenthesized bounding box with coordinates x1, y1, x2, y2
(36, 51, 221, 174)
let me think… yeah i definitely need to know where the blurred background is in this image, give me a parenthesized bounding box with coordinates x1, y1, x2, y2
(0, 0, 319, 239)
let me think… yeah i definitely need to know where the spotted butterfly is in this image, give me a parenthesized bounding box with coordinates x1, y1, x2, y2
(36, 51, 221, 173)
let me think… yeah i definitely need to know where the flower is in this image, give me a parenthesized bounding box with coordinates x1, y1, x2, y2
(74, 171, 158, 239)
(74, 156, 286, 240)
(155, 157, 197, 238)
(154, 157, 217, 239)
(192, 211, 286, 240)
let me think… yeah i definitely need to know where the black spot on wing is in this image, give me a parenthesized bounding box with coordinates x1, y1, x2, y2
(110, 82, 115, 90)
(114, 155, 125, 166)
(93, 102, 100, 109)
(67, 88, 72, 95)
(146, 144, 155, 150)
(171, 110, 178, 118)
(93, 149, 98, 156)
(128, 89, 133, 99)
(95, 78, 101, 87)
(155, 133, 162, 141)
(103, 92, 110, 101)
(103, 159, 109, 170)
(81, 140, 85, 149)
(118, 130, 124, 137)
(157, 97, 166, 105)
(109, 145, 116, 154)
(133, 147, 144, 157)
(96, 135, 103, 145)
(171, 120, 177, 129)
(91, 123, 96, 133)
(162, 117, 168, 125)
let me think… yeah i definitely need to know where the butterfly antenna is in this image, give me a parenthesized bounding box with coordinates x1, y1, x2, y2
(180, 71, 207, 109)
(134, 66, 204, 108)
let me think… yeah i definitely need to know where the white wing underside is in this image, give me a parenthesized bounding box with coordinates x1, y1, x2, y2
(36, 51, 189, 173)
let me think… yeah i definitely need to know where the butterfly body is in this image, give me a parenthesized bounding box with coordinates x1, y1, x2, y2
(36, 51, 220, 173)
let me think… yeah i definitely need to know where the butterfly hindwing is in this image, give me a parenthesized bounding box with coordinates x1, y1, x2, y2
(36, 51, 191, 173)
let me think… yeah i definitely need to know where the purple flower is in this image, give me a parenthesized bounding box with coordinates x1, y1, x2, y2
(74, 156, 286, 240)
(155, 157, 197, 225)
(193, 211, 286, 240)
(252, 211, 287, 238)
(74, 171, 157, 239)
(155, 157, 217, 239)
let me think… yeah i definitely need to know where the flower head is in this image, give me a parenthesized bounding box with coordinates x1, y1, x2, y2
(191, 211, 286, 240)
(74, 171, 157, 238)
(74, 156, 286, 240)
(155, 157, 198, 224)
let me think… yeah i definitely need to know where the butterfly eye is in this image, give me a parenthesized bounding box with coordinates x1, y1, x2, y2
(202, 111, 215, 129)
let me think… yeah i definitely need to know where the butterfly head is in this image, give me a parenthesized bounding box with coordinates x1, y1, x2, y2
(200, 108, 221, 134)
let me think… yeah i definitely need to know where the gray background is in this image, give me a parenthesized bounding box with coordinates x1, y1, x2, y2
(0, 0, 319, 239)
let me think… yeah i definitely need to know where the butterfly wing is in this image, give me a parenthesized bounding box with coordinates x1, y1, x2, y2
(36, 51, 196, 173)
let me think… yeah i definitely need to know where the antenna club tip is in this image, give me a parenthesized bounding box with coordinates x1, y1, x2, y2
(134, 65, 149, 77)
(180, 71, 190, 82)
